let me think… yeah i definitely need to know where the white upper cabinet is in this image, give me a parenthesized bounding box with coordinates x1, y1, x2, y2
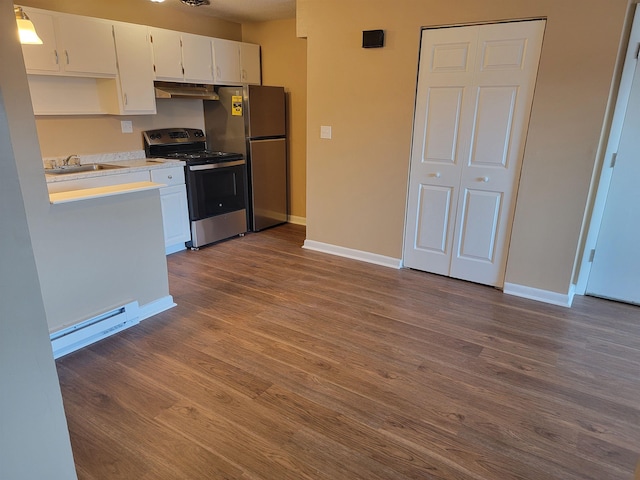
(150, 29, 214, 84)
(181, 33, 214, 83)
(150, 28, 184, 82)
(56, 15, 117, 76)
(20, 8, 60, 74)
(18, 6, 262, 115)
(211, 40, 262, 85)
(212, 38, 242, 85)
(20, 7, 116, 77)
(112, 22, 156, 114)
(240, 43, 261, 85)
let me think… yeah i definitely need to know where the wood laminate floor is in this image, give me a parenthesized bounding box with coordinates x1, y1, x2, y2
(57, 224, 640, 480)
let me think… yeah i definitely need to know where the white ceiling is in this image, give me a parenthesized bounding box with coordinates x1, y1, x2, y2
(162, 0, 296, 23)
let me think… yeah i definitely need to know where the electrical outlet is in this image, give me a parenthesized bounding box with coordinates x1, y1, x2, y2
(320, 125, 332, 139)
(121, 120, 133, 134)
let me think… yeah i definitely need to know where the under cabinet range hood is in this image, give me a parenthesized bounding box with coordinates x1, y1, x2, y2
(154, 81, 220, 101)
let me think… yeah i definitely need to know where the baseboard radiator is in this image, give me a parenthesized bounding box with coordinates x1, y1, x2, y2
(50, 301, 140, 359)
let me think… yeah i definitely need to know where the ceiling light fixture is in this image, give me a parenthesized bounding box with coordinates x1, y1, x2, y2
(149, 0, 165, 3)
(180, 0, 210, 6)
(14, 6, 43, 45)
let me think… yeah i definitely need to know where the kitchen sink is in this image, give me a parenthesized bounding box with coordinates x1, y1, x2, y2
(44, 164, 126, 175)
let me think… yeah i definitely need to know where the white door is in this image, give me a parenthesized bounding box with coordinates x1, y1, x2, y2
(403, 20, 545, 287)
(586, 58, 640, 305)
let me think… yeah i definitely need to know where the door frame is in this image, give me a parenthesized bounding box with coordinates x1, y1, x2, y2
(402, 18, 546, 288)
(574, 5, 640, 294)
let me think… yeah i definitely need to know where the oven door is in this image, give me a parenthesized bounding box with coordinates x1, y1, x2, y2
(186, 159, 246, 220)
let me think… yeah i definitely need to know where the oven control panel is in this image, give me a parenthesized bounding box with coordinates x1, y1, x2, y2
(143, 128, 205, 145)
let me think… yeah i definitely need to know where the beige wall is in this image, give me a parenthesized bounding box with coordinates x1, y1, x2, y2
(243, 19, 307, 221)
(303, 0, 630, 295)
(36, 100, 205, 157)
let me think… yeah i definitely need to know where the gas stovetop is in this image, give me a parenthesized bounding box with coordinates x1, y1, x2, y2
(143, 128, 243, 165)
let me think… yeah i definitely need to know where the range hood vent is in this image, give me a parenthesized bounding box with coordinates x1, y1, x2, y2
(154, 81, 219, 101)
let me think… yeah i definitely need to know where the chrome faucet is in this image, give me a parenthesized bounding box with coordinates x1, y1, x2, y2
(63, 155, 79, 166)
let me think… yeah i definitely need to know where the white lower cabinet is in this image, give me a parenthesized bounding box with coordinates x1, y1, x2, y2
(150, 167, 191, 254)
(47, 166, 191, 255)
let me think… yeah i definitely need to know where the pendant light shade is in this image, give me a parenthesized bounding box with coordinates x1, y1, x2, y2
(14, 6, 43, 45)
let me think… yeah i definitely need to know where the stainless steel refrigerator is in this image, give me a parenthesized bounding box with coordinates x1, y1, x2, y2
(203, 85, 288, 232)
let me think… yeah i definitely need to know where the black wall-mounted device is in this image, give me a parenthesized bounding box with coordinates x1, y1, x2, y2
(362, 29, 385, 48)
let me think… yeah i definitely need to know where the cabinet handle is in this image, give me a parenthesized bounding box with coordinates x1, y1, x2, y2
(216, 66, 221, 79)
(64, 50, 69, 65)
(481, 176, 489, 183)
(168, 175, 173, 180)
(124, 94, 128, 106)
(54, 50, 59, 65)
(242, 69, 246, 80)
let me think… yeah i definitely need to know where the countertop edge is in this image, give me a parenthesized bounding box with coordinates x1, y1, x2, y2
(49, 181, 165, 204)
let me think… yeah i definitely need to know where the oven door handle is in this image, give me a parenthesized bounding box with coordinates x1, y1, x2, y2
(189, 160, 245, 171)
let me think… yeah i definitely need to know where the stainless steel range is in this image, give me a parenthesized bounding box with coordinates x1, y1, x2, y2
(143, 128, 247, 248)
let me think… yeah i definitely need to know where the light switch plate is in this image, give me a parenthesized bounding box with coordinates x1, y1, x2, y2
(320, 125, 332, 139)
(121, 121, 133, 134)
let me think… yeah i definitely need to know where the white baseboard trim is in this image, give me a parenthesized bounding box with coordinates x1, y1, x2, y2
(303, 240, 402, 269)
(139, 295, 176, 321)
(288, 215, 307, 226)
(503, 283, 575, 308)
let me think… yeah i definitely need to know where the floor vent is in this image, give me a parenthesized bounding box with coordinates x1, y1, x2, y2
(50, 301, 140, 359)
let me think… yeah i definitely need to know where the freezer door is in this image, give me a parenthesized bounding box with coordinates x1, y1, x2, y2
(246, 85, 286, 138)
(249, 138, 287, 231)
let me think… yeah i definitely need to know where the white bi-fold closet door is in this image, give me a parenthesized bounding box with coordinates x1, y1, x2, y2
(403, 20, 545, 287)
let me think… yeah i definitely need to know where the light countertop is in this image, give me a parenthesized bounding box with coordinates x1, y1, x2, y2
(49, 181, 165, 204)
(45, 158, 185, 183)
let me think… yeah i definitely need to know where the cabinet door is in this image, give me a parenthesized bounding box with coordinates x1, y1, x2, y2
(158, 185, 191, 250)
(240, 43, 261, 85)
(112, 23, 156, 114)
(182, 33, 213, 84)
(212, 38, 241, 85)
(21, 8, 61, 74)
(56, 15, 117, 77)
(150, 28, 184, 82)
